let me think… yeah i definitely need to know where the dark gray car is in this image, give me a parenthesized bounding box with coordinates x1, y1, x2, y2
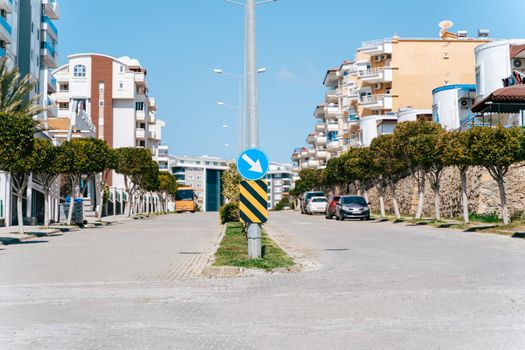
(335, 195, 370, 221)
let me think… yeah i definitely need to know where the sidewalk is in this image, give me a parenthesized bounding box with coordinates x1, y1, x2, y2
(0, 215, 131, 245)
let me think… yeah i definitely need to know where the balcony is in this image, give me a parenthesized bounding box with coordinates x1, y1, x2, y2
(316, 150, 327, 159)
(46, 97, 57, 117)
(40, 41, 58, 68)
(292, 166, 300, 173)
(291, 152, 300, 161)
(300, 149, 309, 159)
(357, 67, 393, 83)
(358, 39, 392, 55)
(359, 94, 393, 110)
(42, 0, 60, 20)
(136, 110, 146, 121)
(307, 159, 320, 168)
(136, 128, 145, 139)
(41, 16, 58, 40)
(325, 89, 338, 103)
(135, 72, 147, 87)
(315, 122, 326, 132)
(325, 105, 339, 119)
(314, 105, 326, 119)
(147, 130, 156, 140)
(326, 140, 340, 152)
(326, 122, 338, 132)
(308, 148, 316, 157)
(0, 15, 11, 43)
(306, 133, 315, 145)
(48, 75, 57, 93)
(148, 112, 156, 124)
(148, 98, 156, 111)
(0, 0, 13, 14)
(315, 135, 327, 146)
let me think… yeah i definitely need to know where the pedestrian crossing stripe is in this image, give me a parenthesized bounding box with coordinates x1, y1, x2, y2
(239, 180, 268, 224)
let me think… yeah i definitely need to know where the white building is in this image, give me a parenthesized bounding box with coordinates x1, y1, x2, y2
(431, 85, 476, 130)
(264, 162, 295, 210)
(475, 39, 525, 102)
(169, 155, 231, 212)
(50, 53, 167, 189)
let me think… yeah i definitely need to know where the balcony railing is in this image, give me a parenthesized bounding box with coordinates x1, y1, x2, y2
(357, 67, 384, 77)
(42, 16, 58, 36)
(360, 94, 385, 103)
(41, 41, 56, 57)
(0, 15, 11, 35)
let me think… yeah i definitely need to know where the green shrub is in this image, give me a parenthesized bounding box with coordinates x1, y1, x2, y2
(469, 212, 500, 223)
(274, 197, 291, 211)
(219, 201, 239, 224)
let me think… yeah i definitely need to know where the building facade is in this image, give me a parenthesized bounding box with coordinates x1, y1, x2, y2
(0, 0, 61, 227)
(264, 162, 295, 210)
(292, 23, 490, 170)
(169, 155, 231, 212)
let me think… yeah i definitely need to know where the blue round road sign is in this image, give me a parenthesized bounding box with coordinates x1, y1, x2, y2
(236, 148, 269, 181)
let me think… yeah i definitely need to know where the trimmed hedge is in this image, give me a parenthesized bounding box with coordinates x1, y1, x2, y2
(219, 201, 239, 224)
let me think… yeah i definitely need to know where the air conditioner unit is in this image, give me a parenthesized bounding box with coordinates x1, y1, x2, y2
(512, 58, 524, 69)
(374, 55, 382, 62)
(373, 83, 382, 90)
(385, 89, 391, 95)
(459, 98, 474, 108)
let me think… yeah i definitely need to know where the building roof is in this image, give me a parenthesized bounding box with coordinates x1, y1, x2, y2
(472, 85, 525, 113)
(432, 84, 476, 94)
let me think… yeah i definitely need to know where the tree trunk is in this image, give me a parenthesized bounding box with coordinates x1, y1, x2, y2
(44, 189, 50, 228)
(497, 177, 509, 225)
(379, 195, 386, 217)
(415, 172, 425, 220)
(434, 184, 441, 221)
(460, 169, 469, 224)
(67, 177, 78, 226)
(390, 181, 401, 219)
(16, 193, 24, 234)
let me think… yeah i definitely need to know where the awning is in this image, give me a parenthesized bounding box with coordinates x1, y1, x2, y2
(472, 85, 525, 113)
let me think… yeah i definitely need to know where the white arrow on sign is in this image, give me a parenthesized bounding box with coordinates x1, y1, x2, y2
(242, 154, 263, 173)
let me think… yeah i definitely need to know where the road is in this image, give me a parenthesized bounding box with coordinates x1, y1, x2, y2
(0, 211, 524, 349)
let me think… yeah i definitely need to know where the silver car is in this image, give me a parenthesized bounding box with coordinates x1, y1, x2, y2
(306, 196, 328, 215)
(335, 195, 370, 221)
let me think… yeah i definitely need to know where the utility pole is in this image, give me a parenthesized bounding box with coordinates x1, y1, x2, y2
(226, 0, 275, 259)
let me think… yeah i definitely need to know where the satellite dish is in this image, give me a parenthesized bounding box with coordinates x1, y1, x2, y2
(439, 20, 454, 38)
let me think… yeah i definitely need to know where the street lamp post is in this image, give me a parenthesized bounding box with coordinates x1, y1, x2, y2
(224, 0, 275, 259)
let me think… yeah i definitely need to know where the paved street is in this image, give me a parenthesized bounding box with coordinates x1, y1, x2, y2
(1, 212, 525, 349)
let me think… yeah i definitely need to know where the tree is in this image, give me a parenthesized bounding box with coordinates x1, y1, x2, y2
(0, 58, 42, 119)
(222, 164, 242, 203)
(409, 126, 447, 221)
(323, 156, 346, 191)
(0, 112, 35, 233)
(443, 131, 473, 223)
(345, 148, 374, 203)
(158, 172, 178, 212)
(140, 161, 160, 213)
(370, 134, 407, 219)
(299, 168, 323, 191)
(115, 147, 153, 217)
(32, 138, 67, 228)
(467, 126, 524, 225)
(92, 143, 116, 219)
(62, 138, 108, 225)
(367, 144, 388, 218)
(394, 121, 442, 219)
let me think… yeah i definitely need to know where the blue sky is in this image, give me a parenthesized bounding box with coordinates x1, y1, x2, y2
(59, 0, 525, 163)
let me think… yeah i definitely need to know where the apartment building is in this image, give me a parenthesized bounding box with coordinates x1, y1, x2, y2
(263, 162, 295, 210)
(292, 22, 489, 170)
(0, 0, 61, 227)
(50, 54, 166, 190)
(169, 156, 231, 212)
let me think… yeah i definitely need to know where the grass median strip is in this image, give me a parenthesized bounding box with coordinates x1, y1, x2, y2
(213, 222, 294, 271)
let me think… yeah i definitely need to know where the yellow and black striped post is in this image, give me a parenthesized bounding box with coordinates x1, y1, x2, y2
(239, 180, 268, 224)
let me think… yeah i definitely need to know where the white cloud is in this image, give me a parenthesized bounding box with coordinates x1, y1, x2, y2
(277, 68, 296, 81)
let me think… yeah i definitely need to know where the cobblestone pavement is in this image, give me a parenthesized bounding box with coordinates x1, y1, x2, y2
(1, 212, 525, 349)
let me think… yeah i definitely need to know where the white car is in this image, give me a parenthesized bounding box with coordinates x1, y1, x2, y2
(306, 196, 328, 215)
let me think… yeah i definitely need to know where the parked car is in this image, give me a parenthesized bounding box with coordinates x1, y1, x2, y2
(335, 195, 370, 221)
(306, 196, 328, 215)
(325, 195, 341, 219)
(300, 191, 325, 214)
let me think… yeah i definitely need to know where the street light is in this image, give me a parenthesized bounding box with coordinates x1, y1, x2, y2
(213, 67, 267, 151)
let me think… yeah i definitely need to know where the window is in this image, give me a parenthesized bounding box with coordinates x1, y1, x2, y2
(58, 102, 69, 110)
(99, 82, 105, 91)
(99, 100, 104, 107)
(119, 81, 123, 89)
(120, 65, 124, 73)
(135, 102, 145, 111)
(73, 65, 86, 77)
(60, 83, 69, 92)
